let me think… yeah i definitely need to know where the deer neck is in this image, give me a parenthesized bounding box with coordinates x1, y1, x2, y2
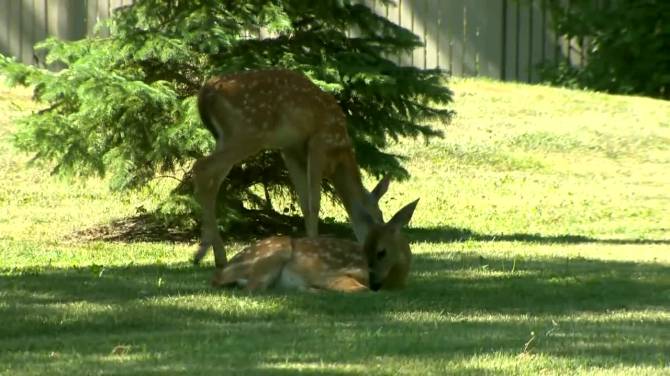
(329, 154, 373, 242)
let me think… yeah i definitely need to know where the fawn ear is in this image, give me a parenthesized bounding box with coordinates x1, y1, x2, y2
(387, 199, 419, 232)
(370, 175, 391, 202)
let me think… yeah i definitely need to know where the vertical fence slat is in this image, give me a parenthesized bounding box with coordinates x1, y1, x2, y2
(530, 0, 545, 82)
(542, 0, 556, 68)
(46, 1, 58, 38)
(435, 1, 447, 70)
(0, 0, 10, 57)
(423, 0, 439, 69)
(87, 0, 99, 35)
(479, 0, 503, 79)
(445, 0, 464, 76)
(98, 0, 110, 36)
(386, 0, 401, 65)
(517, 2, 531, 82)
(8, 0, 21, 62)
(398, 0, 416, 67)
(52, 1, 86, 41)
(373, 0, 385, 16)
(408, 0, 426, 69)
(20, 0, 33, 64)
(504, 0, 518, 80)
(32, 0, 46, 66)
(462, 1, 477, 76)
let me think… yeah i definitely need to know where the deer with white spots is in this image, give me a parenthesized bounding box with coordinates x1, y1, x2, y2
(192, 69, 407, 276)
(211, 199, 418, 292)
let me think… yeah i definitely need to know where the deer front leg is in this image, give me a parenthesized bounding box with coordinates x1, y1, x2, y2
(192, 154, 232, 268)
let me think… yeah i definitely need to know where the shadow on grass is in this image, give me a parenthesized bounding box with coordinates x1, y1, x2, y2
(71, 212, 670, 246)
(70, 210, 355, 243)
(407, 225, 670, 245)
(2, 252, 669, 373)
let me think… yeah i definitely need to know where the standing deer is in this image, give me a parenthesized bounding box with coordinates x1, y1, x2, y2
(211, 199, 419, 292)
(192, 69, 397, 272)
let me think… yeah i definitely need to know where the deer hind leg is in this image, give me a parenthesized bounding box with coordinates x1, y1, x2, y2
(212, 258, 285, 289)
(322, 276, 369, 292)
(192, 143, 262, 268)
(242, 247, 293, 291)
(211, 259, 252, 287)
(304, 138, 326, 237)
(281, 148, 311, 234)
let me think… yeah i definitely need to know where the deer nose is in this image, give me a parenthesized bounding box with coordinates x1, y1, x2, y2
(369, 272, 381, 291)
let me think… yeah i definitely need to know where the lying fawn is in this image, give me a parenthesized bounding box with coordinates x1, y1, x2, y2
(211, 199, 419, 292)
(192, 69, 399, 271)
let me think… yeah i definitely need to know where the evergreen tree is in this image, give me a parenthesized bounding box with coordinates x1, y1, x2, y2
(0, 0, 453, 233)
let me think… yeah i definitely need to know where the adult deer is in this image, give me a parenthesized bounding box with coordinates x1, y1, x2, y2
(192, 69, 392, 270)
(211, 199, 418, 292)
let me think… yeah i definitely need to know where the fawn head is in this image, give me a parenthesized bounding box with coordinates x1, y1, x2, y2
(360, 198, 419, 291)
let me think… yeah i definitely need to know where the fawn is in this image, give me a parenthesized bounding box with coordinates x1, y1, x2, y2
(211, 199, 418, 292)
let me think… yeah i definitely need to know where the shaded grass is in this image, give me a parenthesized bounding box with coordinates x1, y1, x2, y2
(1, 77, 670, 375)
(2, 252, 669, 375)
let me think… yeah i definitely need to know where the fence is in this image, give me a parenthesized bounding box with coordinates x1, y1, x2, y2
(0, 0, 584, 83)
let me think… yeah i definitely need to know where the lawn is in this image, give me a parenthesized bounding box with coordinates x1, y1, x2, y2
(1, 77, 669, 375)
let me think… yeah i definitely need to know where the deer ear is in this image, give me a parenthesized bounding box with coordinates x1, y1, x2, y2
(370, 175, 391, 202)
(387, 199, 419, 231)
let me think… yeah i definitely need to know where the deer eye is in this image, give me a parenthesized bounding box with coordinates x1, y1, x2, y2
(376, 249, 387, 259)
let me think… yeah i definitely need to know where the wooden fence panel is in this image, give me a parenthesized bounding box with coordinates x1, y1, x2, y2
(1, 0, 581, 83)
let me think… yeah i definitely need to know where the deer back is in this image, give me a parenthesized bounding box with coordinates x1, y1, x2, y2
(198, 69, 351, 152)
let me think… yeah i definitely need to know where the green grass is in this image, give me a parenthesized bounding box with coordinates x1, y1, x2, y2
(1, 78, 669, 375)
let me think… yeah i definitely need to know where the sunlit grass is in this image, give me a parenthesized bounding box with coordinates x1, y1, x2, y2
(1, 77, 669, 375)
